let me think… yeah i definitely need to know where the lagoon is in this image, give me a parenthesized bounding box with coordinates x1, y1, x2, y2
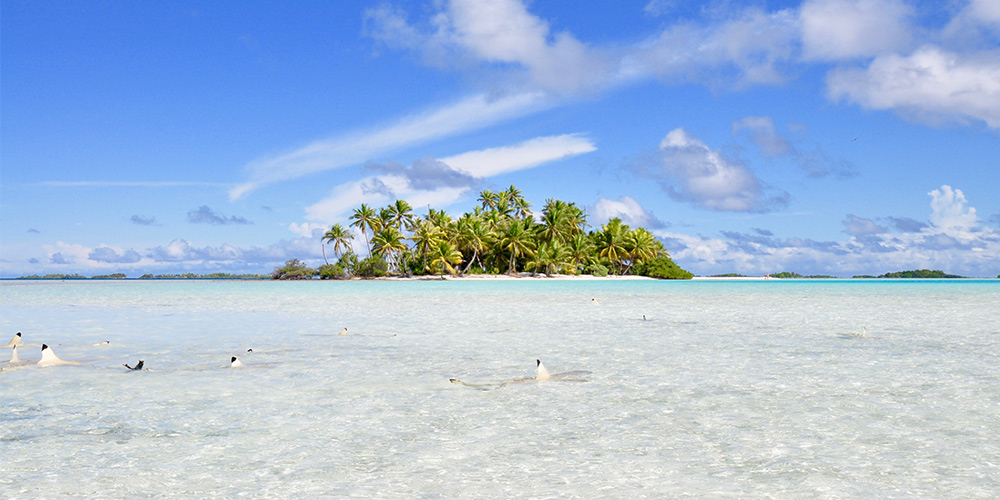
(1, 279, 998, 498)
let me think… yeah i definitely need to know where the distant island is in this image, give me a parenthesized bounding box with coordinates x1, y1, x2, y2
(16, 272, 268, 280)
(702, 269, 977, 279)
(277, 185, 693, 280)
(854, 269, 966, 279)
(14, 186, 694, 282)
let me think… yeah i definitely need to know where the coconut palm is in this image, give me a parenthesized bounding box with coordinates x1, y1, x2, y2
(371, 225, 407, 273)
(456, 214, 492, 273)
(387, 199, 415, 233)
(564, 233, 593, 274)
(505, 184, 532, 219)
(499, 218, 536, 274)
(478, 189, 498, 211)
(349, 204, 378, 256)
(321, 223, 354, 265)
(429, 240, 463, 275)
(411, 219, 444, 273)
(625, 228, 660, 273)
(595, 218, 629, 275)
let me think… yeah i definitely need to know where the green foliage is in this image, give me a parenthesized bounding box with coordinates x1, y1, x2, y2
(771, 271, 803, 278)
(853, 275, 877, 279)
(710, 273, 747, 278)
(16, 273, 87, 280)
(137, 273, 267, 280)
(354, 255, 389, 278)
(306, 185, 692, 280)
(92, 273, 127, 280)
(271, 259, 318, 280)
(585, 263, 609, 277)
(634, 256, 694, 280)
(878, 269, 964, 278)
(771, 272, 836, 279)
(318, 264, 347, 280)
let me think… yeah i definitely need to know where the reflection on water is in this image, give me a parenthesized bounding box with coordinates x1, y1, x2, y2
(1, 280, 999, 498)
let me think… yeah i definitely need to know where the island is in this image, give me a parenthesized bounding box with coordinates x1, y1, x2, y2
(278, 186, 693, 280)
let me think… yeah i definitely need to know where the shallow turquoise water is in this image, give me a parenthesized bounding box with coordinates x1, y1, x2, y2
(2, 279, 998, 498)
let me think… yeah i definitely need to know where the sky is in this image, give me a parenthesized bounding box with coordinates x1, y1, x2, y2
(2, 0, 998, 278)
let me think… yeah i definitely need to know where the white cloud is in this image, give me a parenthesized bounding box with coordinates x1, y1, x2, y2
(732, 116, 791, 157)
(660, 185, 1000, 277)
(843, 214, 887, 235)
(442, 0, 611, 94)
(928, 185, 978, 235)
(631, 7, 799, 86)
(441, 134, 596, 177)
(230, 91, 549, 199)
(302, 134, 596, 225)
(943, 0, 1000, 42)
(650, 128, 786, 212)
(289, 222, 327, 239)
(827, 46, 1000, 129)
(592, 196, 665, 229)
(800, 0, 914, 61)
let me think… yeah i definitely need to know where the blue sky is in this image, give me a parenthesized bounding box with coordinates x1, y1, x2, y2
(2, 0, 998, 278)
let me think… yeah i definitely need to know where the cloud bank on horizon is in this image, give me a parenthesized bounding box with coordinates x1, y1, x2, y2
(2, 0, 998, 277)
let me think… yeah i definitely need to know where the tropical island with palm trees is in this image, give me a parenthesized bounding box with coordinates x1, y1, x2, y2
(273, 185, 693, 280)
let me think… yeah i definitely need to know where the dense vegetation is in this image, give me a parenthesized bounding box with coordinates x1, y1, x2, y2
(16, 273, 88, 280)
(873, 269, 965, 279)
(15, 273, 266, 280)
(770, 272, 836, 279)
(292, 185, 692, 280)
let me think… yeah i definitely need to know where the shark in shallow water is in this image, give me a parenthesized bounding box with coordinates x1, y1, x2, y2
(450, 359, 591, 389)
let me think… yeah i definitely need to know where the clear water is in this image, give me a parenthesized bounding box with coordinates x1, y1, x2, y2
(1, 279, 998, 499)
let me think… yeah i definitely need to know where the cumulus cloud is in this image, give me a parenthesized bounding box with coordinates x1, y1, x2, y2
(799, 0, 914, 61)
(368, 0, 612, 94)
(928, 185, 977, 232)
(130, 215, 158, 226)
(843, 214, 887, 236)
(89, 246, 142, 264)
(732, 116, 792, 157)
(646, 128, 788, 212)
(187, 206, 253, 225)
(632, 7, 799, 87)
(827, 46, 1000, 129)
(364, 157, 479, 191)
(888, 216, 928, 233)
(592, 196, 666, 229)
(147, 237, 322, 266)
(732, 116, 854, 178)
(660, 184, 999, 277)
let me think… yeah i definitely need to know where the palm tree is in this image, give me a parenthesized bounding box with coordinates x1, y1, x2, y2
(371, 225, 406, 273)
(625, 228, 660, 273)
(321, 223, 354, 265)
(387, 199, 415, 233)
(506, 184, 532, 219)
(349, 204, 378, 256)
(429, 240, 463, 275)
(411, 219, 444, 273)
(595, 218, 629, 275)
(478, 189, 497, 211)
(565, 233, 594, 274)
(499, 218, 536, 274)
(456, 214, 492, 273)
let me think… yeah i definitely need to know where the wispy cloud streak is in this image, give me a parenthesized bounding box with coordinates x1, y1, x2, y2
(230, 91, 549, 200)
